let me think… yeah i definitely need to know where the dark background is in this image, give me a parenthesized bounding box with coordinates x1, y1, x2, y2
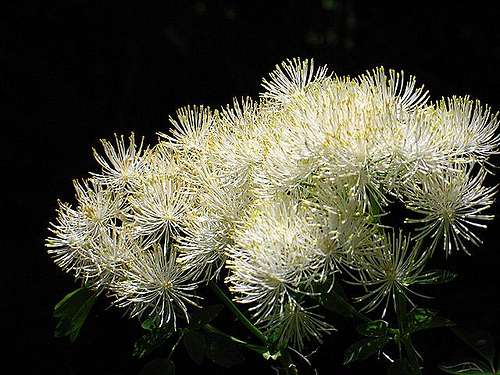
(4, 1, 500, 374)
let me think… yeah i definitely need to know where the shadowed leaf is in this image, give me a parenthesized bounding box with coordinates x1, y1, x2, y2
(343, 337, 389, 365)
(183, 329, 206, 365)
(205, 333, 245, 367)
(407, 308, 455, 333)
(140, 358, 175, 375)
(318, 281, 362, 319)
(388, 359, 419, 375)
(357, 320, 389, 337)
(53, 287, 97, 342)
(439, 360, 493, 375)
(133, 324, 175, 359)
(189, 304, 224, 329)
(451, 327, 496, 366)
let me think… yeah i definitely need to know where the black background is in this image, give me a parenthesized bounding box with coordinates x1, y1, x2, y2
(4, 1, 500, 374)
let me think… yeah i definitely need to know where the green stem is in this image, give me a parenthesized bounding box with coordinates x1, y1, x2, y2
(208, 281, 268, 344)
(395, 290, 421, 374)
(167, 330, 184, 361)
(203, 323, 267, 354)
(207, 281, 297, 371)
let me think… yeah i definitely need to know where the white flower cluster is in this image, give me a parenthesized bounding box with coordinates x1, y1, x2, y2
(46, 59, 499, 349)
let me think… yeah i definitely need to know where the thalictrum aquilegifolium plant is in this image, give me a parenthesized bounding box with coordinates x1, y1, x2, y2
(46, 58, 500, 374)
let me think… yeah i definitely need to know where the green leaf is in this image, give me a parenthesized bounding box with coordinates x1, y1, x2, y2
(53, 287, 97, 342)
(141, 318, 159, 331)
(451, 327, 496, 366)
(343, 337, 389, 365)
(182, 329, 206, 365)
(319, 282, 358, 319)
(357, 320, 389, 337)
(321, 292, 354, 318)
(205, 333, 245, 368)
(414, 270, 457, 284)
(189, 304, 224, 329)
(367, 190, 382, 224)
(407, 308, 455, 333)
(133, 324, 175, 359)
(139, 358, 175, 375)
(439, 360, 493, 375)
(265, 323, 291, 352)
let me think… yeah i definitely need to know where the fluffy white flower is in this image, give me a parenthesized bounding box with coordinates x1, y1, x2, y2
(263, 301, 335, 350)
(176, 214, 230, 281)
(403, 164, 497, 255)
(260, 58, 329, 105)
(46, 200, 96, 277)
(46, 179, 124, 278)
(112, 246, 200, 328)
(47, 57, 500, 350)
(226, 198, 321, 322)
(304, 181, 383, 275)
(434, 97, 500, 162)
(92, 133, 146, 192)
(84, 226, 138, 289)
(129, 176, 191, 248)
(346, 230, 430, 316)
(158, 105, 214, 153)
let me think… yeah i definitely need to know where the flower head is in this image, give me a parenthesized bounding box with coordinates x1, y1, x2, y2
(112, 246, 200, 328)
(92, 133, 146, 192)
(263, 301, 335, 350)
(176, 215, 230, 281)
(159, 105, 214, 153)
(346, 230, 430, 316)
(46, 179, 124, 278)
(46, 58, 500, 350)
(129, 176, 191, 248)
(226, 197, 320, 322)
(403, 164, 497, 255)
